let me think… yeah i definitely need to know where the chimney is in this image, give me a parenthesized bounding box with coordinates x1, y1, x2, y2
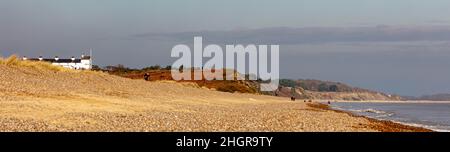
(22, 56, 27, 60)
(55, 56, 59, 61)
(39, 56, 43, 61)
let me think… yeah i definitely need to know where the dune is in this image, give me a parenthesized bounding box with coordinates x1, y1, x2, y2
(0, 56, 429, 132)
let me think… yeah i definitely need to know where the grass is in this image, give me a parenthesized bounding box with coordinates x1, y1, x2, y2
(1, 55, 75, 72)
(0, 55, 108, 77)
(0, 55, 20, 65)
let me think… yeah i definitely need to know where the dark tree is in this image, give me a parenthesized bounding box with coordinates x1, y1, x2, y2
(91, 65, 102, 71)
(164, 65, 172, 70)
(329, 85, 339, 92)
(142, 65, 161, 71)
(318, 83, 329, 92)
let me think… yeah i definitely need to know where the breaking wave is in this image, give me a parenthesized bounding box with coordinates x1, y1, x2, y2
(330, 103, 450, 132)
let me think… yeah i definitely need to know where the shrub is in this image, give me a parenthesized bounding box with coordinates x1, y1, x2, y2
(142, 65, 161, 71)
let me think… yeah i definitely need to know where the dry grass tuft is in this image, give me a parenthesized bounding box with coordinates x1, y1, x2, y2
(0, 55, 20, 65)
(1, 55, 72, 72)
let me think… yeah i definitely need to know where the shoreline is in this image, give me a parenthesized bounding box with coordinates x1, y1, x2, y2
(307, 103, 433, 132)
(0, 64, 438, 132)
(317, 99, 450, 104)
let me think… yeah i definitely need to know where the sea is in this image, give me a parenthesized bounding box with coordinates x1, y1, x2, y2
(329, 102, 450, 132)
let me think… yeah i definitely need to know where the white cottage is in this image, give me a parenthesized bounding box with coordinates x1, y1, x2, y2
(23, 55, 92, 70)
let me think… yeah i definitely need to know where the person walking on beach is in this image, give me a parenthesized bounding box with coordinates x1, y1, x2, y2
(144, 73, 150, 81)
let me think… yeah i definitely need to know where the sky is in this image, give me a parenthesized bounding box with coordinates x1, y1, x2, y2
(1, 0, 450, 96)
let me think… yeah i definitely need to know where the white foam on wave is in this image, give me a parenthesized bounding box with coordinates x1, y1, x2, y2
(349, 108, 388, 114)
(356, 112, 450, 132)
(330, 105, 450, 132)
(389, 120, 450, 132)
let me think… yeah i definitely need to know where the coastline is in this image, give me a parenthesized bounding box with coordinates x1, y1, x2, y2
(318, 99, 450, 104)
(0, 64, 437, 132)
(307, 103, 433, 132)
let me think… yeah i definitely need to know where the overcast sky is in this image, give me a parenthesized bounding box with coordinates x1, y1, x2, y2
(2, 0, 450, 96)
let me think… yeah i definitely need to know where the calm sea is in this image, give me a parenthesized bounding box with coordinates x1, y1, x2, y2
(329, 102, 450, 132)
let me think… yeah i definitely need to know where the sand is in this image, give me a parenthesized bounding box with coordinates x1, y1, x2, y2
(0, 64, 430, 132)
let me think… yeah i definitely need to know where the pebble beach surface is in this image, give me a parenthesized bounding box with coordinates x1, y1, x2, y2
(0, 64, 430, 132)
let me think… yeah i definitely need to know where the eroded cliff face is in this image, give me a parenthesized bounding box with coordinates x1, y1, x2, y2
(274, 86, 402, 101)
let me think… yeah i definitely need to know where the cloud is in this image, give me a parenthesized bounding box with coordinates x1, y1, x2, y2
(132, 26, 450, 45)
